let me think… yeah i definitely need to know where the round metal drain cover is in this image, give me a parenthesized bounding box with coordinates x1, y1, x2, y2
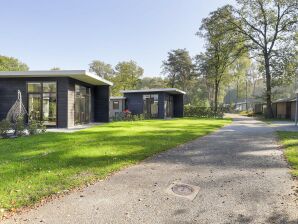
(171, 184, 194, 196)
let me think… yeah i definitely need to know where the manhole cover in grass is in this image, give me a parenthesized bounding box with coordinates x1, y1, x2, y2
(171, 184, 194, 196)
(166, 182, 200, 201)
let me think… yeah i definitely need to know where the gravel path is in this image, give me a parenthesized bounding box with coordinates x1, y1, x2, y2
(3, 115, 298, 224)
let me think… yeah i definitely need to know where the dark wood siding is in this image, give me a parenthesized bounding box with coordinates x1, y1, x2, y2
(123, 92, 184, 119)
(0, 78, 27, 121)
(158, 92, 165, 119)
(123, 93, 144, 115)
(94, 85, 110, 122)
(173, 94, 184, 117)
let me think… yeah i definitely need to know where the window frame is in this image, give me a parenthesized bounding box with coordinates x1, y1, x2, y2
(74, 84, 91, 125)
(112, 100, 120, 110)
(143, 94, 159, 118)
(26, 81, 58, 127)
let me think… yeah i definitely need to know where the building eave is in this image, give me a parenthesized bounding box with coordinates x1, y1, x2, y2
(0, 70, 113, 86)
(121, 88, 186, 95)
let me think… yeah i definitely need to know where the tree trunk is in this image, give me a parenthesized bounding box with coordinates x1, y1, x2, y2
(252, 80, 256, 97)
(214, 81, 219, 112)
(264, 55, 274, 118)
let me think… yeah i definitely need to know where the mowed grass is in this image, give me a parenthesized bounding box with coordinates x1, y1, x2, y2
(277, 131, 298, 177)
(0, 118, 230, 211)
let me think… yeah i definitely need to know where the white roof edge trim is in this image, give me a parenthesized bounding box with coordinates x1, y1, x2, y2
(0, 70, 113, 86)
(120, 88, 186, 95)
(110, 96, 126, 100)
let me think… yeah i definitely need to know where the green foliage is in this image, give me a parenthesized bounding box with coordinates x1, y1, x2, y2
(112, 112, 148, 122)
(89, 60, 114, 79)
(28, 120, 39, 135)
(50, 67, 61, 70)
(111, 61, 144, 96)
(197, 5, 247, 111)
(184, 105, 224, 118)
(230, 0, 298, 117)
(0, 55, 29, 71)
(0, 118, 231, 210)
(38, 121, 46, 133)
(136, 77, 169, 89)
(13, 117, 26, 136)
(277, 131, 298, 177)
(162, 49, 196, 91)
(0, 120, 11, 138)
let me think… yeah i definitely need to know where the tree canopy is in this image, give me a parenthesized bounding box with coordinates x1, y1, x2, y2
(89, 60, 114, 79)
(162, 49, 195, 91)
(0, 55, 29, 71)
(111, 61, 144, 96)
(228, 0, 298, 117)
(197, 6, 247, 111)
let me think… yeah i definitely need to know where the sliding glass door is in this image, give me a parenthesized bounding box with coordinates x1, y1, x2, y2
(165, 95, 173, 118)
(75, 85, 91, 125)
(143, 94, 159, 118)
(27, 82, 57, 126)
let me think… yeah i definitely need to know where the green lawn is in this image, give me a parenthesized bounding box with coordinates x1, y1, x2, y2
(0, 118, 230, 212)
(277, 131, 298, 177)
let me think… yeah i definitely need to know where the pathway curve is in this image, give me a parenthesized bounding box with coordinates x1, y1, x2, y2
(3, 115, 298, 224)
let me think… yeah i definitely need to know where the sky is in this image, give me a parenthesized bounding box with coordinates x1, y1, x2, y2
(0, 0, 235, 77)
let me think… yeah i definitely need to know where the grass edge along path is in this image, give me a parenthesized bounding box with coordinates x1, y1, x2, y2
(0, 118, 231, 214)
(277, 131, 298, 177)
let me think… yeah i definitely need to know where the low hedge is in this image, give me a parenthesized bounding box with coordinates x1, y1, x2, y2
(184, 105, 224, 118)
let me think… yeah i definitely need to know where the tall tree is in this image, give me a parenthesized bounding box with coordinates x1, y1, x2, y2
(162, 49, 195, 91)
(197, 6, 246, 112)
(89, 60, 114, 79)
(231, 55, 251, 104)
(50, 67, 61, 70)
(136, 77, 168, 89)
(0, 55, 29, 71)
(228, 0, 298, 117)
(111, 61, 143, 96)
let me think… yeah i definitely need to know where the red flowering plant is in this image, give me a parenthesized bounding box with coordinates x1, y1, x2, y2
(123, 109, 132, 120)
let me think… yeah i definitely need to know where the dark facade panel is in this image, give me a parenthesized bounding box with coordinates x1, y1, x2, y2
(124, 91, 184, 119)
(173, 94, 184, 117)
(123, 93, 144, 115)
(0, 78, 27, 121)
(94, 85, 110, 122)
(158, 92, 165, 119)
(57, 78, 69, 128)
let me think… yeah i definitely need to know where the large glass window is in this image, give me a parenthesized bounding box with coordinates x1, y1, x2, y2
(27, 82, 57, 126)
(143, 94, 159, 118)
(75, 84, 91, 124)
(165, 95, 173, 118)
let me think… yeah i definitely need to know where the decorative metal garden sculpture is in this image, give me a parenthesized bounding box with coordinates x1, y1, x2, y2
(6, 90, 28, 123)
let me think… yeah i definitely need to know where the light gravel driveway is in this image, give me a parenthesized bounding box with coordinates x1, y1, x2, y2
(3, 115, 298, 224)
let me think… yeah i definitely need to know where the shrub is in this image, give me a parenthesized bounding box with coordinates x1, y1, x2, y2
(184, 105, 224, 118)
(139, 114, 145, 120)
(112, 112, 148, 122)
(38, 121, 47, 133)
(13, 117, 26, 136)
(0, 119, 11, 138)
(28, 120, 39, 135)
